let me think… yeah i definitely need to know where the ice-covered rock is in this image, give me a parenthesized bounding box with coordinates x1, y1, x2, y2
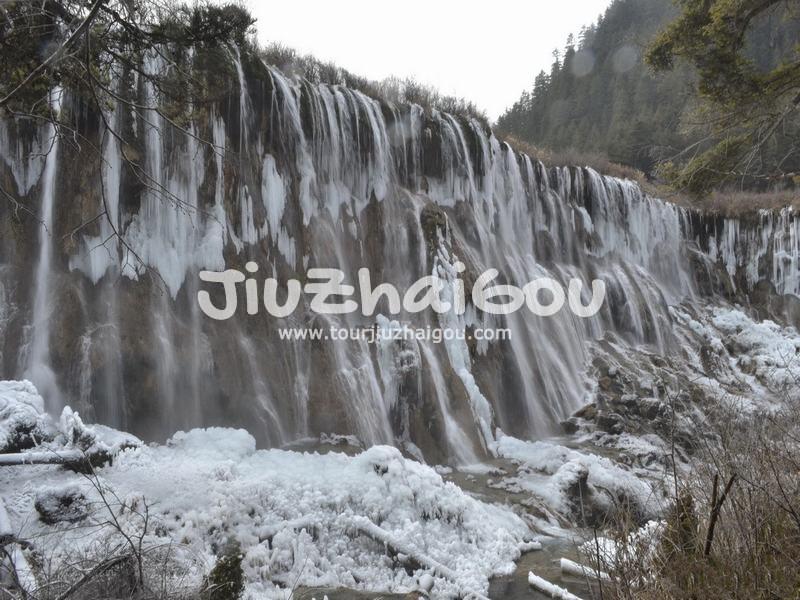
(0, 380, 55, 453)
(59, 406, 140, 454)
(495, 433, 664, 527)
(34, 485, 88, 525)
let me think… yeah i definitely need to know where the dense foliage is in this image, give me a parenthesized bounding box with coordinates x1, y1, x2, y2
(497, 0, 800, 194)
(647, 0, 800, 194)
(0, 0, 255, 116)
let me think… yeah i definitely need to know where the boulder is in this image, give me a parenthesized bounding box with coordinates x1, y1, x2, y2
(34, 486, 88, 525)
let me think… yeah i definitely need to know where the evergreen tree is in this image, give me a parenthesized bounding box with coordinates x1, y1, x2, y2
(647, 0, 800, 194)
(496, 0, 800, 195)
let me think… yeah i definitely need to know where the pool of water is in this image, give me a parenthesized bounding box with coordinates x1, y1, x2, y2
(489, 538, 601, 599)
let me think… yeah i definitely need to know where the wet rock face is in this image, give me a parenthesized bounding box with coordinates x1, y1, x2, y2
(562, 297, 800, 487)
(0, 48, 798, 462)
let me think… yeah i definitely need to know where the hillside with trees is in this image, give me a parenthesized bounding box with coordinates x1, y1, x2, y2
(497, 0, 800, 195)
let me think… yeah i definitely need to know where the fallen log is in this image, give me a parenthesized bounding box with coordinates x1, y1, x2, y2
(560, 557, 610, 582)
(349, 515, 458, 580)
(0, 450, 84, 466)
(349, 515, 490, 600)
(528, 570, 585, 600)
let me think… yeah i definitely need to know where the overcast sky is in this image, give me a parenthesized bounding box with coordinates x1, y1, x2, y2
(245, 0, 613, 121)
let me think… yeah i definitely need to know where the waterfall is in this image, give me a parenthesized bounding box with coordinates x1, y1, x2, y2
(68, 95, 127, 427)
(418, 342, 479, 464)
(1, 49, 799, 460)
(23, 89, 63, 412)
(707, 208, 800, 296)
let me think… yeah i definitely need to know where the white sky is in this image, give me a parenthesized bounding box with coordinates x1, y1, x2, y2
(246, 0, 613, 121)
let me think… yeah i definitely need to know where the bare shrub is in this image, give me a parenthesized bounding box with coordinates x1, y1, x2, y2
(583, 389, 800, 600)
(0, 464, 204, 600)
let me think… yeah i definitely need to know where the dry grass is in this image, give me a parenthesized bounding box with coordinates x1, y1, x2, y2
(1, 467, 205, 600)
(502, 135, 800, 215)
(671, 189, 800, 216)
(584, 391, 800, 600)
(501, 135, 649, 184)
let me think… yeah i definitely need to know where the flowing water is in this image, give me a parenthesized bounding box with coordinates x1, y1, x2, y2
(21, 89, 63, 413)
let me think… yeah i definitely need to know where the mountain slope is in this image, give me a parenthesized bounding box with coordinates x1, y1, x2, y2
(497, 0, 800, 179)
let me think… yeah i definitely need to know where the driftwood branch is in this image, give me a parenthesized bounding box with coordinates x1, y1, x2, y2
(704, 473, 737, 557)
(349, 515, 489, 599)
(560, 557, 610, 582)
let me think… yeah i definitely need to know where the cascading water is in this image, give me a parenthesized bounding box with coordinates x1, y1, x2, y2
(22, 89, 63, 413)
(1, 47, 798, 463)
(69, 97, 127, 427)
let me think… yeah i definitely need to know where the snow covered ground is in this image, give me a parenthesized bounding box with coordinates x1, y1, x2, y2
(493, 434, 665, 528)
(0, 386, 532, 599)
(672, 305, 800, 400)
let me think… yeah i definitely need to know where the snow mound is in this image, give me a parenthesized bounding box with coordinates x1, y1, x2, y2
(3, 427, 531, 599)
(0, 380, 140, 463)
(495, 434, 662, 524)
(711, 308, 800, 393)
(0, 380, 55, 452)
(33, 484, 88, 525)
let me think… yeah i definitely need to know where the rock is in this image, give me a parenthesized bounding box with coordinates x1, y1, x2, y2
(598, 375, 624, 395)
(419, 202, 448, 254)
(616, 395, 663, 420)
(596, 412, 624, 435)
(0, 380, 55, 453)
(557, 462, 606, 527)
(35, 486, 88, 525)
(617, 393, 640, 409)
(1, 421, 42, 454)
(699, 343, 726, 377)
(418, 573, 434, 594)
(638, 398, 664, 420)
(560, 418, 580, 435)
(202, 540, 244, 600)
(638, 377, 654, 393)
(573, 403, 597, 421)
(689, 249, 736, 299)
